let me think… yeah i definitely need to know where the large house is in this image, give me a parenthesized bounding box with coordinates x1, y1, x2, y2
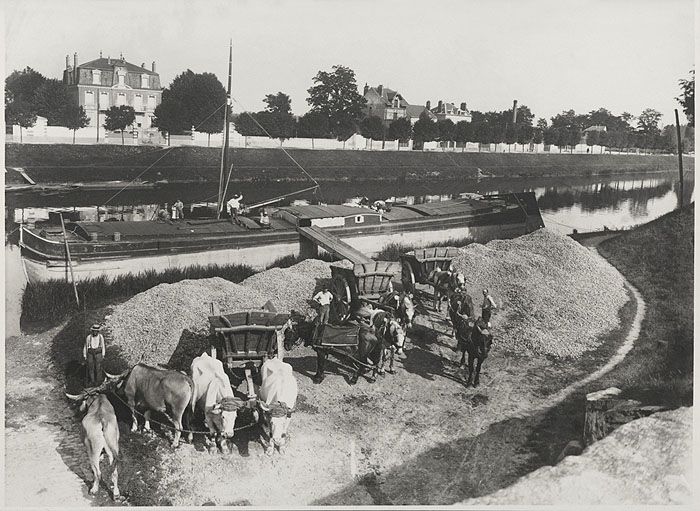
(63, 52, 162, 131)
(429, 100, 472, 124)
(362, 84, 435, 126)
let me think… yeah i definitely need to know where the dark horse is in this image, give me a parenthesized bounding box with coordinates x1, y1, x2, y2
(454, 315, 493, 387)
(448, 290, 475, 337)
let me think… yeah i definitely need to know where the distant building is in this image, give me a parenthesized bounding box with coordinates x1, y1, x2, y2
(63, 52, 162, 130)
(583, 125, 607, 133)
(362, 84, 436, 126)
(430, 100, 472, 124)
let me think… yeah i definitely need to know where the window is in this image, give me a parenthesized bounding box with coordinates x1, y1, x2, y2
(117, 93, 126, 106)
(92, 70, 101, 85)
(141, 74, 149, 88)
(134, 94, 143, 111)
(116, 68, 125, 86)
(84, 90, 94, 106)
(99, 91, 109, 108)
(355, 215, 364, 224)
(147, 95, 156, 110)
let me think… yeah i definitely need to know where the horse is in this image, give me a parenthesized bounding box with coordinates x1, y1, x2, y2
(448, 289, 475, 337)
(454, 315, 493, 387)
(379, 291, 416, 329)
(428, 269, 452, 312)
(370, 309, 407, 376)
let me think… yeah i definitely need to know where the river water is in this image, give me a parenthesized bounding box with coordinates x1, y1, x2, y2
(5, 171, 693, 336)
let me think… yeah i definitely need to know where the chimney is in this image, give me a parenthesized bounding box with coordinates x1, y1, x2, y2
(460, 102, 467, 112)
(377, 84, 383, 96)
(152, 61, 156, 72)
(512, 100, 518, 124)
(99, 51, 102, 58)
(107, 55, 111, 65)
(437, 100, 443, 112)
(65, 54, 70, 69)
(74, 52, 78, 70)
(363, 83, 369, 95)
(426, 100, 431, 110)
(120, 52, 124, 61)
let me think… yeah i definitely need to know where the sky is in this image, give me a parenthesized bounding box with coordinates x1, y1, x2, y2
(3, 0, 695, 125)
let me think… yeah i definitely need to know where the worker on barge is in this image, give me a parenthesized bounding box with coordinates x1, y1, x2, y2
(227, 193, 243, 224)
(83, 324, 106, 386)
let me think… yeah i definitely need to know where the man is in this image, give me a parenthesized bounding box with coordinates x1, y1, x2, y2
(227, 193, 243, 224)
(259, 208, 271, 228)
(312, 286, 334, 340)
(481, 288, 497, 326)
(173, 199, 184, 221)
(84, 324, 106, 386)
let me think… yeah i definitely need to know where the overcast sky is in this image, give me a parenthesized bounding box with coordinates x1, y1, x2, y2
(4, 0, 695, 125)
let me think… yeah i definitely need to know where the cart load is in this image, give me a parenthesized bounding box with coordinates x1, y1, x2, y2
(330, 261, 400, 322)
(400, 246, 461, 293)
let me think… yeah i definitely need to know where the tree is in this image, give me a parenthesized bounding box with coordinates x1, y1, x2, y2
(233, 112, 264, 137)
(453, 121, 473, 151)
(586, 130, 599, 152)
(297, 111, 330, 147)
(516, 125, 532, 150)
(6, 98, 37, 143)
(264, 92, 292, 115)
(63, 103, 89, 144)
(33, 79, 70, 125)
(255, 110, 296, 141)
(5, 67, 46, 107)
(104, 105, 136, 145)
(436, 119, 456, 144)
(412, 111, 438, 149)
(359, 115, 384, 148)
(677, 70, 694, 127)
(153, 70, 227, 143)
(307, 65, 366, 139)
(387, 117, 413, 143)
(637, 108, 662, 135)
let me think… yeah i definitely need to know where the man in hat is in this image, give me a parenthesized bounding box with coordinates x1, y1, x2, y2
(227, 193, 243, 224)
(83, 324, 106, 386)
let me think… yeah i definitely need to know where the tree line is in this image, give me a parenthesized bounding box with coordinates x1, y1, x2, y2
(5, 64, 695, 152)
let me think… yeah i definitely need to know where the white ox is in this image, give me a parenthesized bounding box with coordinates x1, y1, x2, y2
(191, 352, 244, 452)
(256, 357, 298, 455)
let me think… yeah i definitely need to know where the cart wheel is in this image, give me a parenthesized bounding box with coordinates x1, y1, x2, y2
(331, 274, 352, 323)
(402, 260, 416, 293)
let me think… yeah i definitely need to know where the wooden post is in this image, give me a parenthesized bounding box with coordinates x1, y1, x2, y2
(675, 109, 684, 208)
(583, 387, 621, 446)
(59, 213, 80, 308)
(299, 235, 318, 259)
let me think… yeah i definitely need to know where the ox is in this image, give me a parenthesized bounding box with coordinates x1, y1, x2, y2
(454, 315, 493, 387)
(255, 357, 298, 455)
(106, 364, 195, 448)
(190, 352, 246, 452)
(65, 390, 121, 499)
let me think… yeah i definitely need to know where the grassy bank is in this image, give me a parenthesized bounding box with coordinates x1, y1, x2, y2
(21, 262, 255, 325)
(6, 143, 693, 185)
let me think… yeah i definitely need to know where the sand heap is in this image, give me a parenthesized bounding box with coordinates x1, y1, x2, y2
(450, 228, 629, 358)
(104, 259, 343, 367)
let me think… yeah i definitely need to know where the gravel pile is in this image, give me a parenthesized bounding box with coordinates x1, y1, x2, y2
(105, 259, 349, 367)
(451, 228, 628, 358)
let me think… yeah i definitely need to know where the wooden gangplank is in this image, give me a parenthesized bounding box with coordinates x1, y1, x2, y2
(297, 225, 373, 265)
(11, 167, 36, 185)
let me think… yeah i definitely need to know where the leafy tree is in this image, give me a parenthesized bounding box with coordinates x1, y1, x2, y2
(532, 127, 543, 147)
(307, 65, 366, 139)
(536, 118, 548, 131)
(677, 70, 694, 127)
(387, 117, 413, 143)
(297, 111, 330, 147)
(255, 110, 296, 141)
(436, 119, 456, 143)
(516, 124, 532, 150)
(5, 67, 46, 107)
(636, 108, 662, 153)
(359, 115, 384, 148)
(104, 105, 136, 145)
(597, 130, 608, 153)
(453, 120, 473, 151)
(62, 103, 89, 144)
(586, 130, 599, 151)
(504, 123, 517, 149)
(264, 92, 292, 115)
(153, 70, 227, 143)
(233, 112, 264, 137)
(412, 111, 438, 149)
(543, 127, 557, 146)
(6, 98, 37, 143)
(32, 79, 70, 125)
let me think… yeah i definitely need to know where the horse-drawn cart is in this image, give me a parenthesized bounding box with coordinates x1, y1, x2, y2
(330, 261, 400, 323)
(400, 246, 461, 295)
(208, 309, 291, 398)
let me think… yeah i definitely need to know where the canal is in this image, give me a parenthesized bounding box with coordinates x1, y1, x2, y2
(5, 170, 694, 336)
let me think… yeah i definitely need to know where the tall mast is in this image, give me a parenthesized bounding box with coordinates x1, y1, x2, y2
(218, 40, 233, 218)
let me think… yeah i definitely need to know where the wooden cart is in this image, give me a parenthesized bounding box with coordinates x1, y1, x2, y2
(208, 310, 290, 398)
(399, 247, 460, 295)
(330, 261, 400, 323)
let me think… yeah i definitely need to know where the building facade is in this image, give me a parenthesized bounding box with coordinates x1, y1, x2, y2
(63, 52, 162, 131)
(362, 84, 436, 126)
(430, 100, 472, 124)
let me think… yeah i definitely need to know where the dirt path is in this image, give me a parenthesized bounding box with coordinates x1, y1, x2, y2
(4, 329, 118, 507)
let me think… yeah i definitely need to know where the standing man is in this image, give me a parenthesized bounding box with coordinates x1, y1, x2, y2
(227, 193, 243, 224)
(84, 324, 106, 386)
(481, 288, 497, 326)
(174, 199, 184, 221)
(312, 286, 334, 340)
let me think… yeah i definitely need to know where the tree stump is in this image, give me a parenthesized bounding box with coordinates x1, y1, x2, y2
(584, 387, 622, 446)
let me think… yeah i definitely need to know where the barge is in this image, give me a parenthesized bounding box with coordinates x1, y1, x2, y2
(19, 192, 544, 283)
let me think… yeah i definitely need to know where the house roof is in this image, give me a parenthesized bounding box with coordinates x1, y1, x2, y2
(406, 104, 436, 120)
(78, 58, 158, 75)
(431, 102, 470, 115)
(584, 125, 607, 132)
(366, 86, 408, 108)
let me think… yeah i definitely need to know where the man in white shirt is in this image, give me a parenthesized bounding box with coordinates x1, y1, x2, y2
(227, 193, 243, 223)
(312, 286, 334, 339)
(84, 324, 106, 386)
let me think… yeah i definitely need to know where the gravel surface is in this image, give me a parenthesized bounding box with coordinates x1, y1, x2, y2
(451, 228, 628, 358)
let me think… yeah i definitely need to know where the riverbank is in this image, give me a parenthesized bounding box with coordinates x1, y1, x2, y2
(5, 144, 694, 186)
